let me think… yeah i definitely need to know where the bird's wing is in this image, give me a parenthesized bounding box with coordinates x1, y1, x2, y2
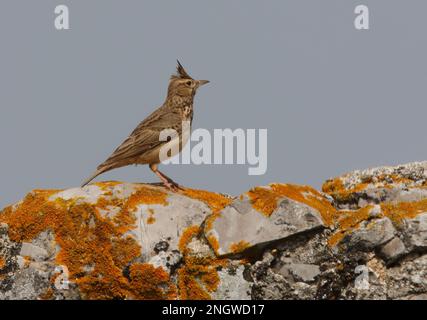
(97, 108, 182, 169)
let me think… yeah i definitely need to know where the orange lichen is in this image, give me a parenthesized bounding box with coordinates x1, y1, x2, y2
(326, 188, 427, 246)
(327, 206, 373, 246)
(322, 178, 369, 203)
(322, 178, 346, 194)
(146, 208, 156, 225)
(0, 189, 60, 242)
(376, 174, 414, 187)
(229, 241, 251, 254)
(0, 257, 5, 269)
(0, 185, 173, 300)
(247, 187, 278, 217)
(207, 235, 220, 254)
(381, 198, 427, 224)
(183, 189, 232, 215)
(39, 288, 54, 300)
(23, 256, 32, 267)
(183, 188, 232, 253)
(177, 226, 223, 300)
(95, 181, 122, 189)
(178, 226, 201, 255)
(127, 263, 177, 300)
(323, 174, 418, 202)
(247, 184, 337, 226)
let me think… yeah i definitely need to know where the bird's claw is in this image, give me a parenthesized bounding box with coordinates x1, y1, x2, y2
(163, 181, 183, 192)
(162, 178, 184, 192)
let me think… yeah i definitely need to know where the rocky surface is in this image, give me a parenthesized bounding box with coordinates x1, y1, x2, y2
(1, 161, 427, 299)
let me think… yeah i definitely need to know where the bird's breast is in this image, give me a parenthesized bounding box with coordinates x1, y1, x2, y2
(182, 105, 193, 120)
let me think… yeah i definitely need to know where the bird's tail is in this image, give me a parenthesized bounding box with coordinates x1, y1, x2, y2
(81, 168, 108, 188)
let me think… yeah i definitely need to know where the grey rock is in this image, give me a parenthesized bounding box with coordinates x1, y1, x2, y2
(387, 254, 427, 299)
(148, 250, 182, 274)
(212, 265, 251, 300)
(343, 218, 396, 250)
(124, 191, 212, 260)
(19, 243, 49, 262)
(3, 164, 427, 300)
(206, 194, 325, 256)
(404, 213, 427, 250)
(278, 263, 320, 283)
(379, 237, 406, 263)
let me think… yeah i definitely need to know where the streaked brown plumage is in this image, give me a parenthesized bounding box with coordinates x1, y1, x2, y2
(81, 61, 209, 190)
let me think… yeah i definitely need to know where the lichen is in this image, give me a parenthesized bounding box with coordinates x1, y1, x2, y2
(229, 240, 251, 254)
(322, 178, 369, 202)
(147, 208, 156, 225)
(326, 183, 427, 246)
(127, 263, 177, 300)
(381, 198, 427, 224)
(183, 188, 232, 216)
(0, 257, 5, 269)
(247, 183, 337, 226)
(183, 188, 232, 254)
(207, 235, 220, 254)
(322, 173, 420, 203)
(0, 184, 173, 300)
(327, 206, 373, 246)
(177, 226, 223, 300)
(39, 288, 54, 300)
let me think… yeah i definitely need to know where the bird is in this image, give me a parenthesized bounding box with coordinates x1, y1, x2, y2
(81, 61, 209, 191)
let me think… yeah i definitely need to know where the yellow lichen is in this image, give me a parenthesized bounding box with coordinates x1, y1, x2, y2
(183, 188, 232, 254)
(327, 206, 373, 246)
(247, 184, 337, 226)
(183, 188, 232, 216)
(146, 208, 156, 225)
(39, 288, 54, 300)
(229, 241, 251, 254)
(207, 235, 220, 254)
(127, 263, 177, 300)
(177, 226, 223, 300)
(327, 190, 427, 246)
(381, 198, 427, 224)
(0, 185, 172, 300)
(322, 174, 419, 202)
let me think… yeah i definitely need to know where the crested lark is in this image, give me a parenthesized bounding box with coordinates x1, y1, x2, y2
(81, 61, 209, 190)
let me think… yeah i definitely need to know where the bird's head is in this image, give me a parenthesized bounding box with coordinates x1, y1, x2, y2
(167, 60, 209, 99)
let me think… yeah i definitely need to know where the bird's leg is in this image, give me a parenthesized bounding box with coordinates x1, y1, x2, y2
(149, 164, 183, 191)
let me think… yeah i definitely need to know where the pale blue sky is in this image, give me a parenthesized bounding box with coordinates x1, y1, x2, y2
(1, 0, 427, 208)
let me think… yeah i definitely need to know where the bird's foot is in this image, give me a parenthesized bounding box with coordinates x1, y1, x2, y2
(162, 179, 184, 192)
(158, 175, 184, 192)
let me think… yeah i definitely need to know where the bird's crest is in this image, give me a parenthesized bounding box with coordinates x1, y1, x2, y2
(171, 60, 193, 80)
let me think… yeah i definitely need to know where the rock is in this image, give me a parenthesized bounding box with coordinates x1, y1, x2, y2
(19, 243, 49, 262)
(404, 213, 427, 250)
(379, 237, 406, 264)
(277, 263, 320, 283)
(0, 183, 233, 300)
(148, 250, 182, 274)
(322, 161, 427, 209)
(211, 265, 251, 300)
(2, 161, 427, 299)
(343, 218, 396, 251)
(205, 185, 329, 256)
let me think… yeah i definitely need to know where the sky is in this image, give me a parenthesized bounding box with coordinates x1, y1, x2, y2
(1, 0, 427, 208)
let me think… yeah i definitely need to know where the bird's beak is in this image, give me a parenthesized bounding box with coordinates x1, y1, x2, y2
(197, 80, 210, 87)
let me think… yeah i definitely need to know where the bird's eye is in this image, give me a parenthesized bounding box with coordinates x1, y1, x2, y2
(186, 80, 192, 86)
